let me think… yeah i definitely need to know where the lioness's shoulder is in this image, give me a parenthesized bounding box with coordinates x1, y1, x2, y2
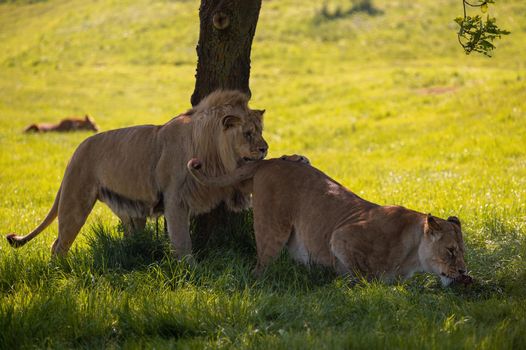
(253, 157, 313, 178)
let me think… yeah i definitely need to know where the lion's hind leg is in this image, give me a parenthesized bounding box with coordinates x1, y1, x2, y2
(51, 184, 97, 256)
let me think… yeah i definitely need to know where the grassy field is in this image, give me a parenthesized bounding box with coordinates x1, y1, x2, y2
(1, 0, 525, 348)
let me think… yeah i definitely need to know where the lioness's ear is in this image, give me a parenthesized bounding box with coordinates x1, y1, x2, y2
(425, 214, 443, 241)
(447, 216, 461, 228)
(222, 115, 241, 129)
(255, 109, 265, 120)
(426, 213, 442, 231)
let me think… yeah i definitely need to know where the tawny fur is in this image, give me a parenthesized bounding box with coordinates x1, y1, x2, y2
(7, 90, 268, 259)
(24, 115, 99, 133)
(187, 158, 469, 286)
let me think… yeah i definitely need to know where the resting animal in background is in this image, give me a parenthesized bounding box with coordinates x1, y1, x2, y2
(24, 115, 99, 133)
(187, 157, 473, 286)
(7, 90, 268, 260)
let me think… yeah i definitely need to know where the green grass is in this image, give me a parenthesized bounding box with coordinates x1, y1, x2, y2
(1, 0, 525, 348)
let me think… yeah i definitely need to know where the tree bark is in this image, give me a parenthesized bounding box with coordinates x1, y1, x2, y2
(191, 0, 262, 251)
(191, 0, 262, 105)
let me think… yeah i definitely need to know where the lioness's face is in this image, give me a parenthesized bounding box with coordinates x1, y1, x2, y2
(419, 215, 467, 286)
(221, 108, 268, 165)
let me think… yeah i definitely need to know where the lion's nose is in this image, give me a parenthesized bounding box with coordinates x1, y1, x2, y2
(458, 269, 466, 274)
(259, 146, 268, 154)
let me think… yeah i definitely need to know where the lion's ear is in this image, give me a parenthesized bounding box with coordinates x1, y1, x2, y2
(447, 216, 461, 228)
(222, 115, 241, 129)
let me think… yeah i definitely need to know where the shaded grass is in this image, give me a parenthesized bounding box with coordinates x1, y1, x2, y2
(1, 0, 525, 348)
(1, 221, 525, 348)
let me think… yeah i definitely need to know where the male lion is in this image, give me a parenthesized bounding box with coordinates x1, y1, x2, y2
(187, 157, 473, 286)
(24, 115, 99, 133)
(7, 90, 268, 259)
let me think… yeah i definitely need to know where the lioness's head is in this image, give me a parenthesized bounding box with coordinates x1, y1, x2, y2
(82, 115, 99, 132)
(419, 214, 468, 286)
(191, 90, 268, 173)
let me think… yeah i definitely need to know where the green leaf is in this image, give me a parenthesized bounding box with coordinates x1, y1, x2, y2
(456, 0, 509, 56)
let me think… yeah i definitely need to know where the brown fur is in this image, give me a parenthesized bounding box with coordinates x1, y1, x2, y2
(6, 90, 268, 260)
(24, 115, 99, 133)
(187, 158, 469, 286)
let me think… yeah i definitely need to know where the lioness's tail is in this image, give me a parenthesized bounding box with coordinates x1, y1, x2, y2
(6, 186, 61, 248)
(24, 124, 39, 133)
(187, 159, 259, 187)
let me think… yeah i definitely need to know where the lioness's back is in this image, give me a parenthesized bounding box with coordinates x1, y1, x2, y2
(252, 160, 366, 219)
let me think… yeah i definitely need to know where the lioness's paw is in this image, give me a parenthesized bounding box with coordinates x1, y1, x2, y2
(177, 254, 197, 267)
(453, 274, 474, 286)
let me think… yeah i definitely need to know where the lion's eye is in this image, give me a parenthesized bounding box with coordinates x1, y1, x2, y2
(447, 248, 456, 257)
(244, 131, 253, 139)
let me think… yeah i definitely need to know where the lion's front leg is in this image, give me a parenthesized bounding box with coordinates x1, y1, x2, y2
(164, 200, 193, 261)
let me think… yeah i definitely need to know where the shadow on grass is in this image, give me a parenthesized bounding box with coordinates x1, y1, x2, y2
(78, 214, 257, 274)
(47, 209, 525, 298)
(0, 283, 201, 349)
(1, 217, 524, 348)
(61, 219, 337, 293)
(191, 208, 256, 258)
(85, 222, 169, 271)
(314, 0, 384, 24)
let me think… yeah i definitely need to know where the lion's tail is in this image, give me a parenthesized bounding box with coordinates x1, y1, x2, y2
(187, 159, 259, 187)
(6, 185, 61, 248)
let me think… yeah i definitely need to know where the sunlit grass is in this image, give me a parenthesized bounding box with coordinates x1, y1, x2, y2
(1, 0, 525, 348)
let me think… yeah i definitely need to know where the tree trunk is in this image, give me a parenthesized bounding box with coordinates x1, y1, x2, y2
(191, 0, 262, 251)
(191, 0, 262, 105)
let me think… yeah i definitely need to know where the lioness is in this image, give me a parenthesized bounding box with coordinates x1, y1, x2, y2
(187, 157, 472, 286)
(24, 115, 99, 133)
(7, 90, 268, 259)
